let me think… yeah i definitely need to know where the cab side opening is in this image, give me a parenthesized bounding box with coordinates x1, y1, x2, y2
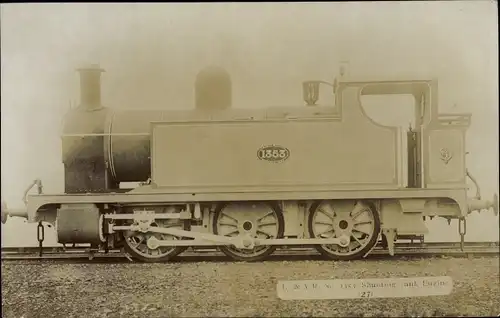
(360, 92, 421, 188)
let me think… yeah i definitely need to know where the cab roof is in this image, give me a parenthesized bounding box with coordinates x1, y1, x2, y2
(336, 76, 437, 96)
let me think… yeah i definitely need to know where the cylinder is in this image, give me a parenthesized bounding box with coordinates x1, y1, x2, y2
(56, 204, 103, 244)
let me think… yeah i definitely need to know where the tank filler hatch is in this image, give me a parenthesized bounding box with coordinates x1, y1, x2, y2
(195, 66, 232, 111)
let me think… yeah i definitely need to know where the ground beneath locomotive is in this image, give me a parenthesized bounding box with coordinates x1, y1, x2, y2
(2, 257, 498, 317)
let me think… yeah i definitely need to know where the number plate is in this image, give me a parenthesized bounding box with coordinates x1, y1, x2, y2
(257, 145, 290, 163)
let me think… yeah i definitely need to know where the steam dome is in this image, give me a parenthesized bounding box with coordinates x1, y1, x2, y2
(195, 66, 232, 111)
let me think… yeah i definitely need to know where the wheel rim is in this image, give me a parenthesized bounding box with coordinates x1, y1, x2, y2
(123, 218, 185, 260)
(309, 200, 379, 257)
(214, 202, 283, 259)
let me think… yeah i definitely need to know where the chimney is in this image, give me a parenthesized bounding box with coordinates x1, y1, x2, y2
(77, 64, 105, 111)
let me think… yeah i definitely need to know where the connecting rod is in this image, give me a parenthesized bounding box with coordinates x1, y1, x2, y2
(111, 225, 350, 250)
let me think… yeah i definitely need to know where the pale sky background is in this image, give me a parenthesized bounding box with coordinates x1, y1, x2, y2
(1, 2, 498, 246)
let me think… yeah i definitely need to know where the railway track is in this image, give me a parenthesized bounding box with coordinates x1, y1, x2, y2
(1, 241, 498, 262)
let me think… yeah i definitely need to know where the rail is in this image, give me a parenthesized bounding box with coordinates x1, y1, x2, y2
(1, 241, 498, 262)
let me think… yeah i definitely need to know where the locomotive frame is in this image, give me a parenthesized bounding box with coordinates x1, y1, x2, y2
(1, 65, 498, 262)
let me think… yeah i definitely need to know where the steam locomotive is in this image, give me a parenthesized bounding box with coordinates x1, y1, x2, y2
(1, 64, 498, 262)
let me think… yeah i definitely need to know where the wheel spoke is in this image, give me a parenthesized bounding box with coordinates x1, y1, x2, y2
(317, 221, 333, 226)
(350, 203, 367, 219)
(317, 227, 334, 237)
(351, 233, 363, 246)
(318, 206, 335, 220)
(354, 220, 372, 226)
(132, 235, 145, 245)
(259, 221, 277, 227)
(257, 229, 273, 238)
(223, 230, 239, 236)
(137, 244, 148, 253)
(221, 212, 239, 223)
(219, 222, 238, 227)
(257, 211, 273, 221)
(352, 227, 371, 235)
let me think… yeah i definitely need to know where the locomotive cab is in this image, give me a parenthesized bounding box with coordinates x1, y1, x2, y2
(345, 79, 494, 203)
(303, 75, 473, 192)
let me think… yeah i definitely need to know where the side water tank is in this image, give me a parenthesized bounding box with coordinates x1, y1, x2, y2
(195, 66, 232, 111)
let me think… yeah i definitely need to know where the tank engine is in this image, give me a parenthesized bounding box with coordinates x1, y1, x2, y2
(1, 64, 498, 262)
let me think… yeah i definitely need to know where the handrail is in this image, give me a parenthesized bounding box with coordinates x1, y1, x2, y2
(22, 179, 43, 205)
(437, 113, 471, 126)
(466, 169, 481, 200)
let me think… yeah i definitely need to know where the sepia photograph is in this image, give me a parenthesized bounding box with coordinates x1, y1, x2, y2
(1, 2, 499, 317)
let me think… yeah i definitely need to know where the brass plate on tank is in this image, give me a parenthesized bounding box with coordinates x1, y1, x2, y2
(257, 145, 290, 163)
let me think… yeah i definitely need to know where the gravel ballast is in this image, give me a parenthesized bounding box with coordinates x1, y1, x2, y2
(2, 256, 499, 317)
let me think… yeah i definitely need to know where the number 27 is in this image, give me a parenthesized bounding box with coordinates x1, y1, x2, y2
(360, 291, 373, 298)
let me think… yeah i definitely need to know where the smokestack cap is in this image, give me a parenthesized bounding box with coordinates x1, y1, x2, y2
(77, 64, 105, 73)
(195, 66, 232, 111)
